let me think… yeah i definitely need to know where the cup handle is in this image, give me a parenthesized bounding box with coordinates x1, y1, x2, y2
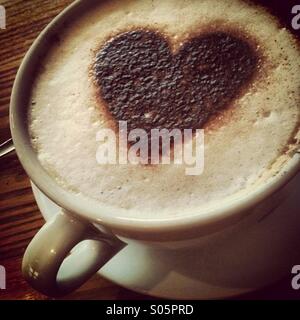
(22, 209, 126, 297)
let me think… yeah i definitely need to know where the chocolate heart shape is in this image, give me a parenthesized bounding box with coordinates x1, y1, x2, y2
(94, 30, 258, 133)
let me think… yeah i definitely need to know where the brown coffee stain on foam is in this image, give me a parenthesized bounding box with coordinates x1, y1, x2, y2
(184, 20, 270, 135)
(89, 22, 270, 163)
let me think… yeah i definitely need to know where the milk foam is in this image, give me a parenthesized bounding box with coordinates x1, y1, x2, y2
(29, 0, 300, 218)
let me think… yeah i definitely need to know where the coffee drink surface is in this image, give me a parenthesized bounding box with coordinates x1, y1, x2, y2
(29, 0, 300, 218)
(94, 30, 258, 135)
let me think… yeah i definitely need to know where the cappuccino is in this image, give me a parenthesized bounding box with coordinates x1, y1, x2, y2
(29, 0, 300, 218)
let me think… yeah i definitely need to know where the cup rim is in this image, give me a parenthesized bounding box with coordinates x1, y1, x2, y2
(9, 0, 300, 235)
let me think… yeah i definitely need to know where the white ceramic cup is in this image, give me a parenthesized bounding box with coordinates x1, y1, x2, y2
(10, 0, 300, 297)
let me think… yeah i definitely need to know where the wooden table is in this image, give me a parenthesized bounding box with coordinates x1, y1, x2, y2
(0, 0, 299, 300)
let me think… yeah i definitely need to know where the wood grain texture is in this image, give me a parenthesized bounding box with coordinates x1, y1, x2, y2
(0, 0, 299, 300)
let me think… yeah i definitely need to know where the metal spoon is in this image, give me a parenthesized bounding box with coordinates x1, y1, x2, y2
(0, 138, 15, 158)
